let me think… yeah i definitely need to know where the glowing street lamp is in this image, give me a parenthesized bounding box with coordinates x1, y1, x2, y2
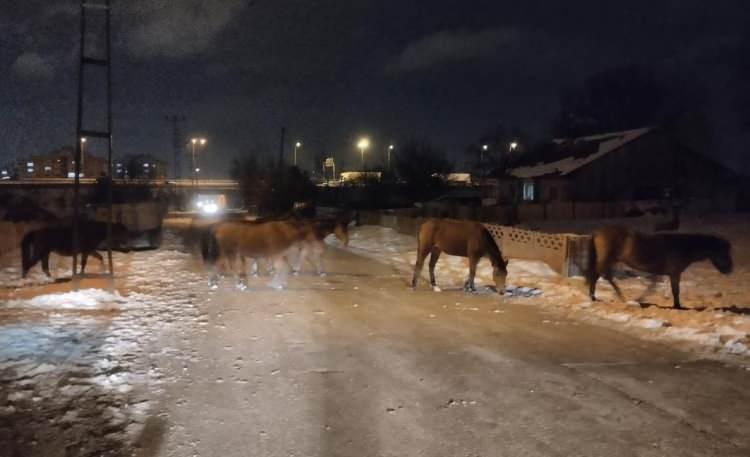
(387, 144, 395, 169)
(357, 137, 370, 170)
(190, 137, 207, 186)
(509, 141, 518, 152)
(79, 137, 87, 174)
(294, 141, 302, 166)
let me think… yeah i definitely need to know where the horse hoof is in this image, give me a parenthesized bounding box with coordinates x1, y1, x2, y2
(318, 272, 327, 278)
(432, 285, 442, 292)
(236, 283, 248, 291)
(208, 283, 218, 290)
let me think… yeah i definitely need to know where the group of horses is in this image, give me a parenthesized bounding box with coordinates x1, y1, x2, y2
(18, 214, 733, 309)
(199, 216, 350, 289)
(409, 219, 732, 309)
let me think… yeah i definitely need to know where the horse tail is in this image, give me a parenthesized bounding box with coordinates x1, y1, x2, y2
(21, 230, 37, 277)
(200, 226, 220, 266)
(584, 234, 597, 288)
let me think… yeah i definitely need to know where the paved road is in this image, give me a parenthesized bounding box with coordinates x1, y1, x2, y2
(148, 247, 749, 457)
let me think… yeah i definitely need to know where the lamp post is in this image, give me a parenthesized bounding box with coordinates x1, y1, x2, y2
(190, 137, 207, 187)
(357, 137, 370, 170)
(294, 141, 302, 166)
(481, 144, 488, 166)
(387, 144, 394, 170)
(80, 137, 87, 176)
(509, 141, 518, 153)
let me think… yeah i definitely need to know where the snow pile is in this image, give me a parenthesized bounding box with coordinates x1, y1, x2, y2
(3, 288, 127, 310)
(348, 225, 750, 359)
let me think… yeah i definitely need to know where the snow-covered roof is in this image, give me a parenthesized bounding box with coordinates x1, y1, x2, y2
(509, 127, 652, 179)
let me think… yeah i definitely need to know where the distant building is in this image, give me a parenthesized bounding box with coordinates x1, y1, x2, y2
(340, 171, 382, 183)
(504, 127, 737, 204)
(115, 154, 168, 179)
(18, 146, 107, 179)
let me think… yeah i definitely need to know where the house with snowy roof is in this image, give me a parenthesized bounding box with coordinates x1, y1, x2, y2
(505, 127, 736, 205)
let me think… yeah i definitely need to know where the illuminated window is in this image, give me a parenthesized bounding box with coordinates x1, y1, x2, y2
(27, 162, 33, 167)
(44, 166, 52, 172)
(522, 180, 535, 201)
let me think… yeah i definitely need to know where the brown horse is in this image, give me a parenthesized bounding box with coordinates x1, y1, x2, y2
(21, 220, 130, 278)
(411, 218, 507, 293)
(201, 219, 315, 289)
(587, 225, 733, 309)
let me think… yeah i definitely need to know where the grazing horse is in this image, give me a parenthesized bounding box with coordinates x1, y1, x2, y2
(411, 218, 507, 293)
(201, 219, 309, 289)
(21, 220, 130, 278)
(291, 218, 349, 275)
(587, 225, 733, 309)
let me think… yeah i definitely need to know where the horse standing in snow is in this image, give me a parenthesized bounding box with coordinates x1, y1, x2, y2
(21, 220, 130, 278)
(586, 225, 733, 309)
(411, 218, 507, 293)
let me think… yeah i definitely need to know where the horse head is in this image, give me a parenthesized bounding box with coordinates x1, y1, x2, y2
(709, 237, 733, 275)
(492, 257, 509, 293)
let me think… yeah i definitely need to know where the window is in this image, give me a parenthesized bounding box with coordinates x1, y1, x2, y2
(522, 180, 535, 201)
(26, 162, 34, 167)
(44, 166, 52, 172)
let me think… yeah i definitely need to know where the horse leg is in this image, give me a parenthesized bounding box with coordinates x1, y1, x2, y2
(428, 248, 441, 290)
(603, 270, 624, 301)
(411, 244, 431, 289)
(41, 253, 51, 277)
(464, 255, 478, 292)
(236, 256, 248, 290)
(670, 272, 682, 309)
(80, 252, 88, 274)
(251, 258, 259, 277)
(636, 274, 660, 302)
(90, 251, 104, 272)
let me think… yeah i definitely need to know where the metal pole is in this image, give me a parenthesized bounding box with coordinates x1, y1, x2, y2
(105, 0, 114, 276)
(278, 127, 286, 166)
(72, 0, 86, 277)
(191, 142, 196, 187)
(360, 147, 364, 170)
(294, 144, 298, 166)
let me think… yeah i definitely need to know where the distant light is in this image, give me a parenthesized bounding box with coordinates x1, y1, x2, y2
(357, 137, 370, 149)
(143, 163, 149, 168)
(201, 202, 218, 214)
(27, 168, 33, 173)
(195, 167, 201, 172)
(27, 162, 33, 167)
(200, 138, 207, 145)
(191, 138, 198, 144)
(44, 166, 52, 171)
(80, 137, 87, 143)
(295, 141, 302, 147)
(388, 145, 395, 150)
(68, 172, 84, 178)
(481, 144, 488, 151)
(510, 141, 518, 150)
(1, 170, 7, 175)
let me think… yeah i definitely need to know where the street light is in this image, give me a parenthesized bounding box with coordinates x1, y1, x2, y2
(509, 141, 518, 152)
(357, 137, 370, 170)
(387, 144, 394, 170)
(481, 144, 488, 165)
(190, 137, 207, 187)
(294, 141, 302, 166)
(79, 137, 87, 176)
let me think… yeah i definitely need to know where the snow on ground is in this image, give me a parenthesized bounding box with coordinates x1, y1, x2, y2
(0, 229, 206, 453)
(347, 225, 750, 360)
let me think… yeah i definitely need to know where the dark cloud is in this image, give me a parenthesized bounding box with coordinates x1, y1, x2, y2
(11, 52, 54, 80)
(121, 0, 249, 59)
(388, 27, 520, 73)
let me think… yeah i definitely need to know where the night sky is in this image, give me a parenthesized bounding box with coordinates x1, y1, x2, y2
(2, 0, 748, 176)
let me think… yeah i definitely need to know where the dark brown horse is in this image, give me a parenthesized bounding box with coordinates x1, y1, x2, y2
(411, 218, 507, 293)
(21, 220, 130, 278)
(587, 225, 732, 309)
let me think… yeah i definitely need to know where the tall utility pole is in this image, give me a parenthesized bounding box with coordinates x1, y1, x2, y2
(278, 126, 286, 166)
(165, 115, 186, 178)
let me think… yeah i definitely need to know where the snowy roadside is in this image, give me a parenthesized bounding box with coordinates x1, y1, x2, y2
(0, 230, 206, 453)
(346, 225, 750, 360)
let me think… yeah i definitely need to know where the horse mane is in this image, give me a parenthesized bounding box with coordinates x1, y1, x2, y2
(480, 227, 504, 267)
